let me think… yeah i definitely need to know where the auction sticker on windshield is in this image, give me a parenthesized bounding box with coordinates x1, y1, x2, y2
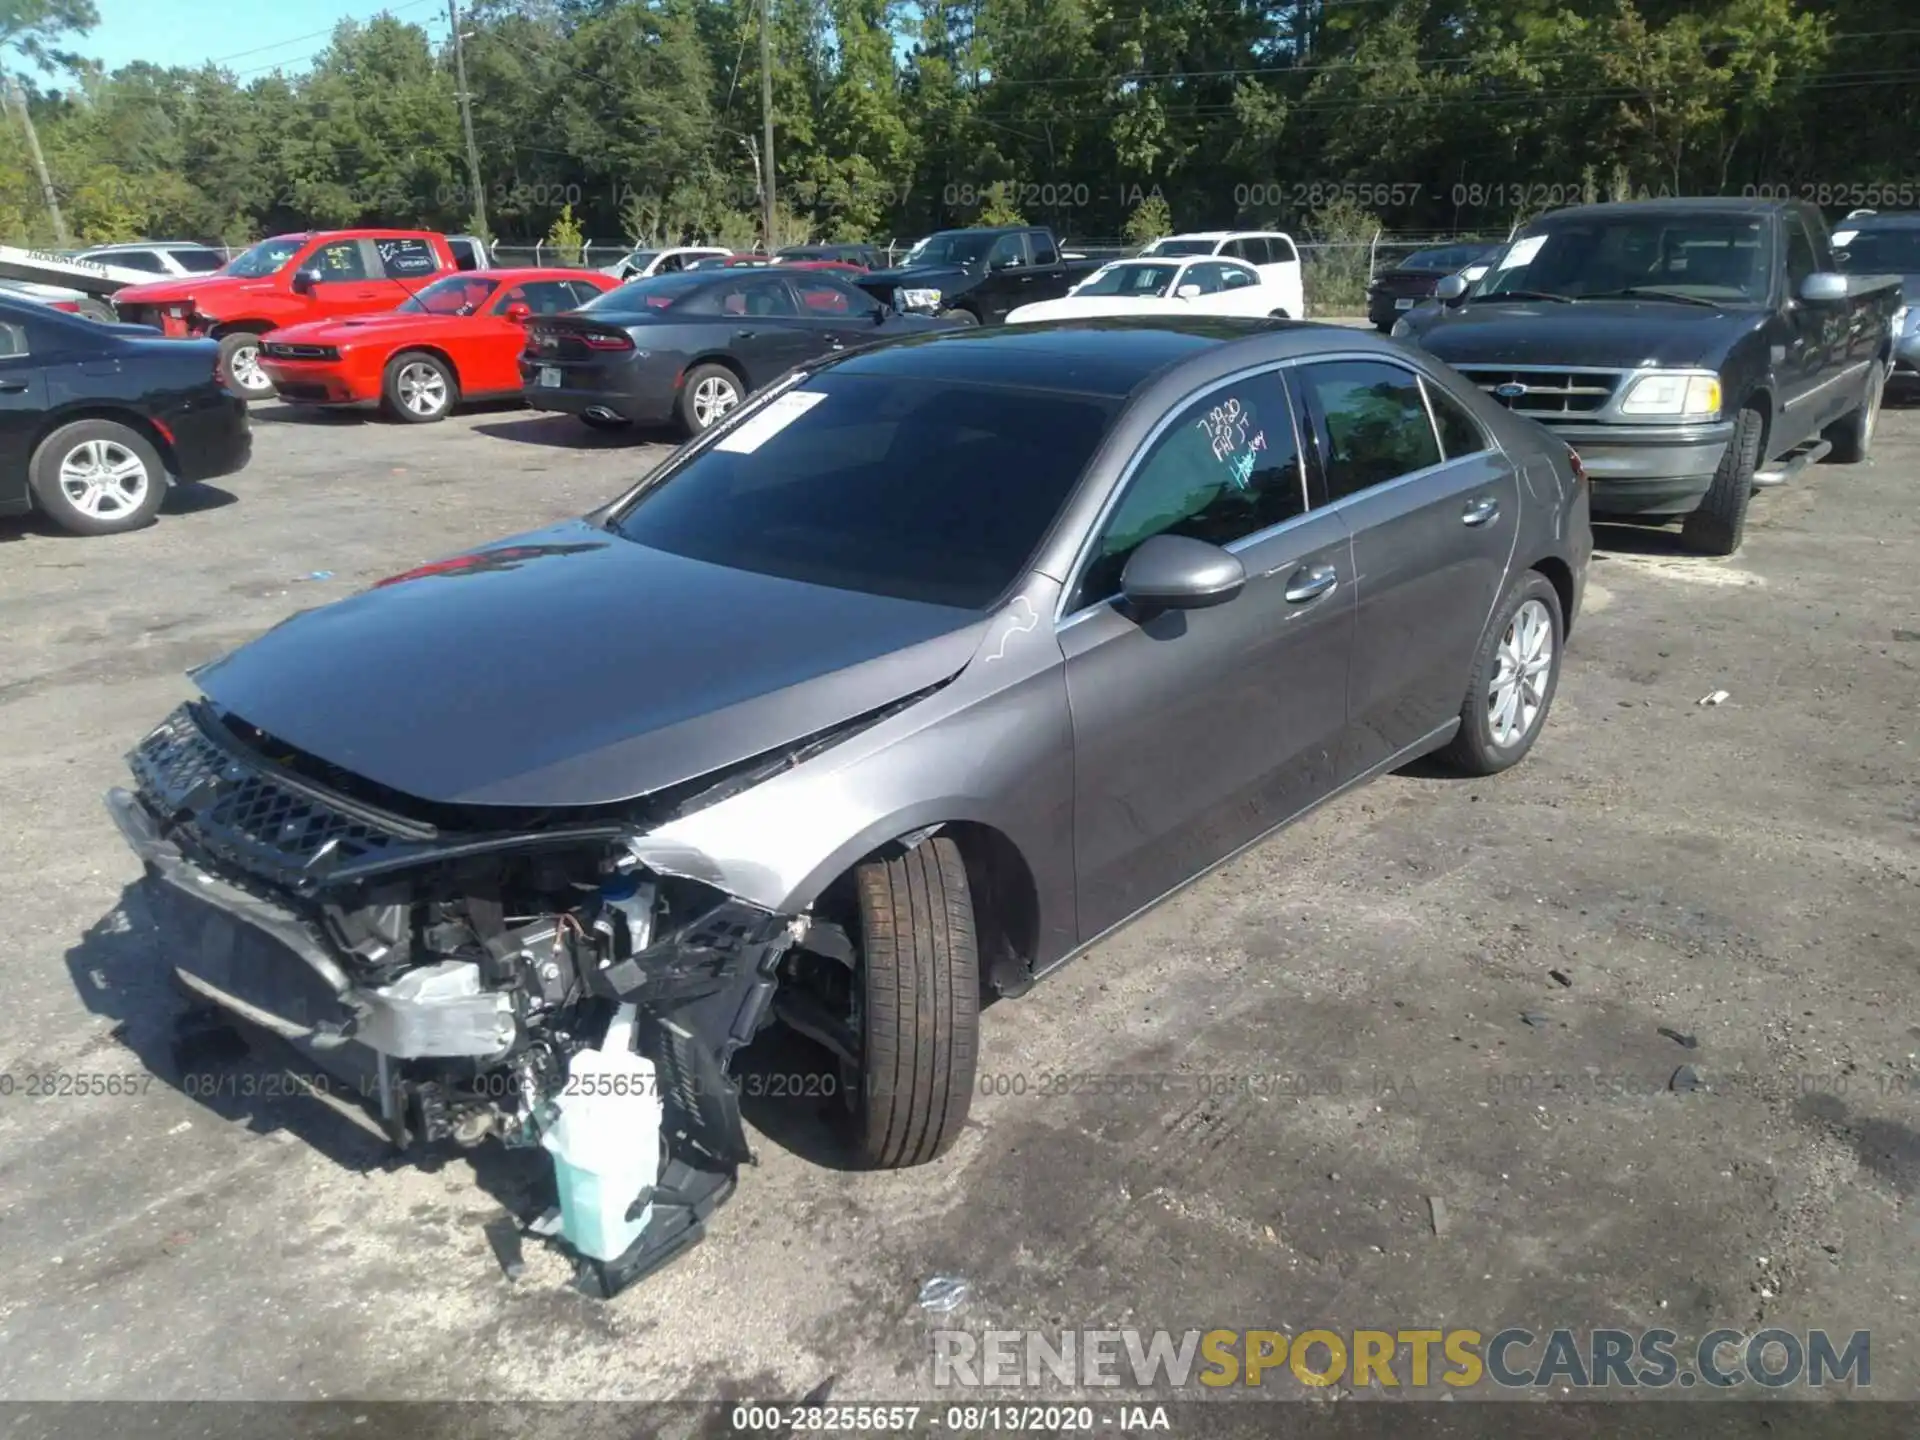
(715, 389, 829, 453)
(1500, 235, 1547, 269)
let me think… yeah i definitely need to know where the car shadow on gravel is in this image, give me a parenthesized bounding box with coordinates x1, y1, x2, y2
(249, 404, 363, 426)
(473, 414, 679, 449)
(163, 483, 238, 516)
(1590, 520, 1700, 556)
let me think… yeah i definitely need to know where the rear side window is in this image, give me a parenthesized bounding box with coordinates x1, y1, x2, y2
(173, 248, 228, 273)
(1076, 370, 1306, 607)
(89, 250, 165, 273)
(1295, 360, 1443, 501)
(0, 322, 26, 358)
(1423, 378, 1492, 459)
(379, 238, 439, 279)
(1031, 233, 1058, 266)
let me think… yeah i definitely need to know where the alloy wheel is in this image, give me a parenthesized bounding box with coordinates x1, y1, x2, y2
(397, 361, 449, 417)
(227, 344, 270, 395)
(58, 439, 151, 519)
(1488, 598, 1553, 748)
(692, 375, 740, 429)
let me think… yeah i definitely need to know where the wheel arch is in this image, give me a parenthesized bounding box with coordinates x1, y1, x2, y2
(677, 351, 749, 391)
(208, 318, 275, 339)
(1529, 556, 1577, 640)
(1737, 383, 1775, 458)
(30, 406, 177, 479)
(385, 344, 463, 393)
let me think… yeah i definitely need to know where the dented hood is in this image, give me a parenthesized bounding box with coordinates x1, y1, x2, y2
(191, 519, 989, 809)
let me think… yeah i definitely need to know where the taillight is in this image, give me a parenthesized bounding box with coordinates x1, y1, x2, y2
(49, 300, 81, 313)
(583, 330, 635, 352)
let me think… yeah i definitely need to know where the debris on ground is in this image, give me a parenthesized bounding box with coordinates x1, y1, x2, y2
(1670, 1064, 1705, 1093)
(296, 570, 334, 581)
(917, 1276, 970, 1312)
(1658, 1027, 1699, 1050)
(1521, 1011, 1550, 1028)
(1549, 969, 1573, 988)
(1427, 1196, 1450, 1237)
(1697, 690, 1731, 706)
(484, 1217, 526, 1282)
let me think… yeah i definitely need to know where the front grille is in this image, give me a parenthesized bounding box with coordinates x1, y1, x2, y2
(129, 704, 423, 886)
(261, 343, 336, 360)
(1456, 366, 1623, 419)
(271, 382, 332, 402)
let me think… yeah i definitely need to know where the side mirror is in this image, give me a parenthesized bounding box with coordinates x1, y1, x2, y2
(1435, 274, 1470, 303)
(1120, 535, 1245, 612)
(1799, 272, 1849, 304)
(291, 267, 322, 295)
(1176, 283, 1203, 299)
(504, 302, 532, 323)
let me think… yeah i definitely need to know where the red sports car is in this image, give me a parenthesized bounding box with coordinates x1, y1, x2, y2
(256, 268, 621, 422)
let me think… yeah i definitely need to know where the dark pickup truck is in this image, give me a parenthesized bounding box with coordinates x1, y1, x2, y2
(854, 226, 1106, 325)
(1394, 198, 1903, 554)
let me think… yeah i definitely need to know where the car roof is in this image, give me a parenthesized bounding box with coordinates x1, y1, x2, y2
(83, 240, 219, 252)
(1843, 213, 1920, 229)
(1527, 198, 1785, 223)
(1157, 231, 1289, 240)
(824, 317, 1381, 400)
(461, 267, 615, 281)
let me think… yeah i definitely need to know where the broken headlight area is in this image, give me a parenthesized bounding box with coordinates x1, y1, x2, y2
(104, 700, 846, 1297)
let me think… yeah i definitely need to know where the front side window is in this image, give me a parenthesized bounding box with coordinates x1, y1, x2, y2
(792, 275, 869, 315)
(1295, 360, 1443, 501)
(1219, 264, 1257, 290)
(1075, 263, 1179, 298)
(1180, 263, 1233, 295)
(0, 321, 27, 359)
(1031, 233, 1059, 266)
(609, 373, 1118, 609)
(1076, 371, 1306, 607)
(399, 275, 500, 315)
(987, 233, 1028, 269)
(310, 240, 371, 281)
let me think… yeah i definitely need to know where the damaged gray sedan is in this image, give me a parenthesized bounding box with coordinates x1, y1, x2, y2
(105, 318, 1590, 1294)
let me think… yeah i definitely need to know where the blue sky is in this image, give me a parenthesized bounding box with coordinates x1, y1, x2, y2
(86, 0, 449, 78)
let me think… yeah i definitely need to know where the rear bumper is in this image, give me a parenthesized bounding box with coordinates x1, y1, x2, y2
(164, 394, 252, 483)
(519, 356, 678, 425)
(1892, 333, 1920, 377)
(1547, 419, 1735, 518)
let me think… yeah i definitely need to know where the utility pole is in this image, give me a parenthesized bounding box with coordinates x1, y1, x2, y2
(759, 0, 775, 251)
(448, 0, 489, 238)
(4, 76, 69, 246)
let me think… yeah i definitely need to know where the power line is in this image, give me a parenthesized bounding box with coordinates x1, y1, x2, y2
(206, 0, 441, 68)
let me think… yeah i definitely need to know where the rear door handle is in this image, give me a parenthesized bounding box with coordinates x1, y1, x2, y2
(1284, 565, 1338, 603)
(0, 380, 27, 394)
(1462, 496, 1501, 526)
(736, 330, 756, 339)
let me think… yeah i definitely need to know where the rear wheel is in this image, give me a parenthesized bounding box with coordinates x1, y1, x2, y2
(676, 363, 744, 437)
(216, 331, 273, 400)
(937, 307, 978, 327)
(1680, 406, 1763, 556)
(381, 351, 457, 423)
(28, 419, 167, 536)
(1824, 359, 1885, 464)
(1439, 571, 1564, 777)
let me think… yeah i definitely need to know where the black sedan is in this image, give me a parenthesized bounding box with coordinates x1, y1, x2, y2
(0, 295, 250, 536)
(519, 269, 955, 437)
(1365, 243, 1503, 331)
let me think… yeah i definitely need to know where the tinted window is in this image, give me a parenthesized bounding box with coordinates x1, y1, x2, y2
(1143, 239, 1217, 257)
(987, 233, 1027, 269)
(497, 280, 580, 315)
(172, 248, 228, 273)
(791, 275, 865, 314)
(1077, 263, 1179, 297)
(1296, 360, 1442, 500)
(226, 237, 303, 278)
(0, 322, 26, 358)
(1219, 264, 1257, 290)
(448, 238, 482, 271)
(1221, 238, 1253, 262)
(1424, 379, 1490, 459)
(311, 240, 372, 281)
(1077, 371, 1306, 607)
(564, 279, 607, 306)
(583, 273, 709, 312)
(1267, 235, 1299, 264)
(610, 374, 1118, 609)
(1031, 232, 1058, 266)
(1785, 219, 1818, 286)
(88, 250, 165, 273)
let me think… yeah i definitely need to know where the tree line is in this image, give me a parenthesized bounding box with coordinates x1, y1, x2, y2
(2, 0, 1917, 254)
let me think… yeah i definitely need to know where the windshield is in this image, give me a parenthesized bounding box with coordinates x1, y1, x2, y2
(399, 275, 501, 315)
(905, 233, 995, 266)
(608, 372, 1119, 608)
(1402, 245, 1490, 271)
(1140, 239, 1216, 258)
(1474, 217, 1767, 301)
(581, 273, 706, 311)
(1073, 262, 1181, 298)
(619, 249, 660, 269)
(224, 237, 305, 278)
(1834, 226, 1920, 274)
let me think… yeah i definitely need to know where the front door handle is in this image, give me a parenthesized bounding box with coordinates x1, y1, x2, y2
(0, 380, 27, 394)
(1462, 496, 1501, 526)
(1284, 565, 1338, 603)
(736, 329, 756, 339)
(823, 334, 844, 350)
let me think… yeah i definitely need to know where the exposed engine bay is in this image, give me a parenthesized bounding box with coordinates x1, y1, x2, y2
(106, 699, 871, 1296)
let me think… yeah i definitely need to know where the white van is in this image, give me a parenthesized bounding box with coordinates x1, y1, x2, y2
(1136, 231, 1306, 318)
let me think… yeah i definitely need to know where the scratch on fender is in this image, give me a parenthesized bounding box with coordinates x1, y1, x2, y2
(984, 596, 1038, 662)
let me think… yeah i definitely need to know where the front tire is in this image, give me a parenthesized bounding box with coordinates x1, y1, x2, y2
(937, 307, 979, 327)
(677, 363, 744, 437)
(382, 351, 457, 423)
(1824, 359, 1886, 464)
(28, 419, 167, 536)
(1439, 571, 1564, 777)
(1681, 406, 1763, 556)
(849, 836, 980, 1169)
(216, 331, 273, 400)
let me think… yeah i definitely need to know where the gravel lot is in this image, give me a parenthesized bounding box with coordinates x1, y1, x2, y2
(0, 387, 1915, 1407)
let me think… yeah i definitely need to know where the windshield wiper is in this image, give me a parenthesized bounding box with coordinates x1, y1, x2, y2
(1469, 288, 1572, 304)
(1576, 287, 1724, 308)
